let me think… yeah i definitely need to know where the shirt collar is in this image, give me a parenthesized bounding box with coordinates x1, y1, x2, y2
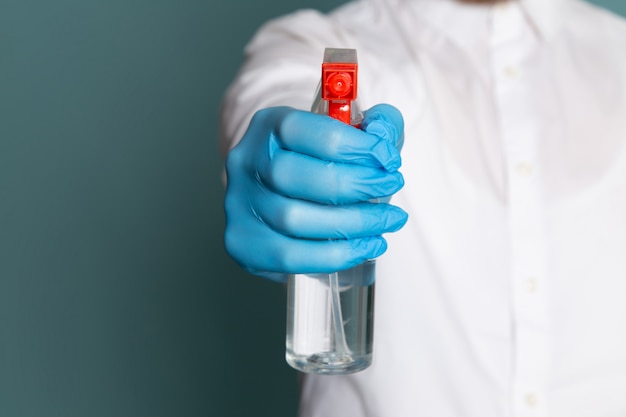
(522, 0, 570, 39)
(384, 0, 570, 49)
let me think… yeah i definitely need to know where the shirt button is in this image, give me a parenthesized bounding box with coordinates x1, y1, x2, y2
(525, 392, 538, 408)
(526, 277, 538, 293)
(515, 162, 534, 177)
(503, 65, 519, 79)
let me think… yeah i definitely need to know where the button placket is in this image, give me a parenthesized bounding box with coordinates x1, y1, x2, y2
(491, 3, 551, 416)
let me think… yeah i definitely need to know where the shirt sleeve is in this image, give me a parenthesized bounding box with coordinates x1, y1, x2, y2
(218, 9, 357, 159)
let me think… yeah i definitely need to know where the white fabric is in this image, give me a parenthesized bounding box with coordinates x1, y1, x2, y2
(220, 0, 626, 415)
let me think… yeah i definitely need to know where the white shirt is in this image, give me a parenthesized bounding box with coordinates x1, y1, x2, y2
(220, 0, 626, 415)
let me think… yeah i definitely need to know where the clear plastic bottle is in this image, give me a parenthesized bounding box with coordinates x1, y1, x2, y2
(285, 48, 376, 375)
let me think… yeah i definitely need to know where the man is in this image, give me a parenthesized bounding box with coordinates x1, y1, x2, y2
(220, 0, 626, 415)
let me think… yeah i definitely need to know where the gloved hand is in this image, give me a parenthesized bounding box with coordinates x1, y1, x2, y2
(224, 104, 408, 282)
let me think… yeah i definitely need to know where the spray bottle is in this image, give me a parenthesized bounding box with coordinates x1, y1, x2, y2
(285, 48, 375, 375)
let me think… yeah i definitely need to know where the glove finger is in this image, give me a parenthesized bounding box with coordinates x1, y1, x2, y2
(264, 147, 404, 204)
(254, 194, 408, 239)
(361, 104, 405, 151)
(275, 110, 402, 172)
(225, 217, 388, 276)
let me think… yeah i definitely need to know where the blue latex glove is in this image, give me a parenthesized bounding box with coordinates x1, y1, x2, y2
(224, 104, 408, 282)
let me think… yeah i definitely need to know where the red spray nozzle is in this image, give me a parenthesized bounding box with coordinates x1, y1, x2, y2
(321, 49, 358, 125)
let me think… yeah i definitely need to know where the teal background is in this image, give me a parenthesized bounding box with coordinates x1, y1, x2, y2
(0, 1, 624, 416)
